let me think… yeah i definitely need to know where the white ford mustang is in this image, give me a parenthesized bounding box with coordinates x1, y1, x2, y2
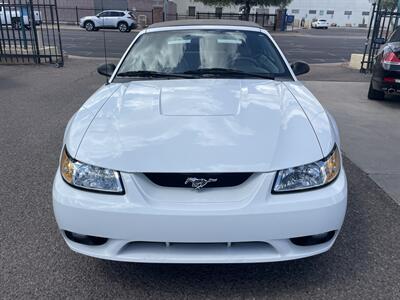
(53, 20, 347, 263)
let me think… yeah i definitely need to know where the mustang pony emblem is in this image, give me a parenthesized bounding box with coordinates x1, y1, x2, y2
(185, 177, 218, 191)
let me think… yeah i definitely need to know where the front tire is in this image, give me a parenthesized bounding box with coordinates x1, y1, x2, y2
(368, 81, 385, 100)
(84, 21, 95, 31)
(118, 22, 129, 32)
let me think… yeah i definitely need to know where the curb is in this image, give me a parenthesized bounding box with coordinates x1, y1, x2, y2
(59, 25, 141, 33)
(65, 54, 120, 61)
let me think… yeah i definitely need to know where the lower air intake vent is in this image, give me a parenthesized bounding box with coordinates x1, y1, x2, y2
(144, 173, 253, 188)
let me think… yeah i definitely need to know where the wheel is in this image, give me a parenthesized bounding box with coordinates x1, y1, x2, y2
(118, 22, 129, 32)
(84, 21, 95, 31)
(368, 81, 385, 100)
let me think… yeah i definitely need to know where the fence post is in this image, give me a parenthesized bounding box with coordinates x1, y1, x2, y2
(196, 12, 199, 19)
(29, 0, 40, 63)
(176, 12, 178, 20)
(75, 6, 79, 25)
(54, 0, 64, 66)
(152, 9, 154, 24)
(255, 12, 258, 23)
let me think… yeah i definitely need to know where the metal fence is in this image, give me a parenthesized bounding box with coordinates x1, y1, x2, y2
(0, 0, 63, 65)
(360, 0, 400, 73)
(57, 6, 157, 26)
(196, 12, 278, 31)
(56, 7, 278, 31)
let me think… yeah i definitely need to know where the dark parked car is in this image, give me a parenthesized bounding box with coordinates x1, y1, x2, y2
(368, 27, 400, 100)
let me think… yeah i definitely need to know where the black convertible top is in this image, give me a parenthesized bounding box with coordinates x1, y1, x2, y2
(147, 19, 264, 29)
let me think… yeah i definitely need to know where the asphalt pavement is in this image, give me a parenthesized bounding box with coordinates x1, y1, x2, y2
(303, 68, 400, 204)
(0, 59, 399, 299)
(60, 27, 366, 64)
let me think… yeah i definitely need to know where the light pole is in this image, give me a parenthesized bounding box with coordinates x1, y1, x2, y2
(163, 0, 168, 21)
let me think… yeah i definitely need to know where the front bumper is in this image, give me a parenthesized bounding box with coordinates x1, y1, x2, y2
(53, 169, 347, 263)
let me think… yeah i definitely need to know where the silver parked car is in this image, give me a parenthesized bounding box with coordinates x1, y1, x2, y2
(79, 10, 137, 32)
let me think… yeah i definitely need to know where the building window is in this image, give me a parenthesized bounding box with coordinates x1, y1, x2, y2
(188, 6, 196, 17)
(327, 10, 334, 15)
(215, 7, 223, 17)
(309, 10, 317, 15)
(292, 9, 300, 14)
(344, 11, 352, 16)
(362, 11, 370, 16)
(319, 10, 324, 16)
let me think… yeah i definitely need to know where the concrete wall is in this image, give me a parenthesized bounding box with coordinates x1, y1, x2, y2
(55, 0, 177, 25)
(173, 0, 242, 15)
(57, 0, 95, 24)
(94, 0, 129, 11)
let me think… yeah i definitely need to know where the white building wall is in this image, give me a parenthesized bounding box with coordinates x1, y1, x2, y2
(286, 0, 372, 27)
(172, 0, 373, 27)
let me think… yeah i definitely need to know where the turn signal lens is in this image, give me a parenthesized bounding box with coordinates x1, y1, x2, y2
(61, 149, 74, 183)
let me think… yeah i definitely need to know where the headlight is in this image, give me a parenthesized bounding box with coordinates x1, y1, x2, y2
(273, 145, 341, 193)
(60, 147, 124, 194)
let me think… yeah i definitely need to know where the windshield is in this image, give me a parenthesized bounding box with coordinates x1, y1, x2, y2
(116, 29, 292, 80)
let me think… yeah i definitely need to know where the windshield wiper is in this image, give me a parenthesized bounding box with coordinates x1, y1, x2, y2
(117, 70, 195, 79)
(183, 68, 275, 80)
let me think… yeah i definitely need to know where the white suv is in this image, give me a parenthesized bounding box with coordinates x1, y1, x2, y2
(79, 10, 137, 32)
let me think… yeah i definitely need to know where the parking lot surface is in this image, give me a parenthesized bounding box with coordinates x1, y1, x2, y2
(0, 60, 399, 299)
(60, 27, 366, 64)
(305, 73, 400, 204)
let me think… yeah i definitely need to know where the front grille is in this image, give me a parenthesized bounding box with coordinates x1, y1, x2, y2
(144, 173, 253, 188)
(119, 241, 275, 253)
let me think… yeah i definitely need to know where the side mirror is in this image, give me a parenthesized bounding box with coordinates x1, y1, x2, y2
(97, 63, 116, 77)
(291, 61, 310, 76)
(374, 37, 386, 45)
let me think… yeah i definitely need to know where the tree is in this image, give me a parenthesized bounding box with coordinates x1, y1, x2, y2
(195, 0, 293, 20)
(382, 0, 397, 9)
(370, 0, 399, 10)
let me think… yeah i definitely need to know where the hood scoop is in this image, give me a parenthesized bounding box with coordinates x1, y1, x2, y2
(160, 80, 242, 116)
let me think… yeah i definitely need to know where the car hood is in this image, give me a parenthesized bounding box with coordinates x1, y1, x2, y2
(72, 79, 324, 173)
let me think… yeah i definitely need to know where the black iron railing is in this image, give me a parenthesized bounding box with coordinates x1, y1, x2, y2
(55, 6, 278, 31)
(196, 12, 277, 30)
(361, 0, 400, 73)
(0, 0, 63, 65)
